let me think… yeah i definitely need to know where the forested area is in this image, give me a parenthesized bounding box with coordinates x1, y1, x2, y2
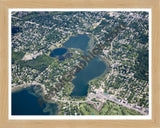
(17, 55, 54, 72)
(134, 48, 149, 81)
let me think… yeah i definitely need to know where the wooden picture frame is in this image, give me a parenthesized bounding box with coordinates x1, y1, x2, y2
(0, 0, 160, 127)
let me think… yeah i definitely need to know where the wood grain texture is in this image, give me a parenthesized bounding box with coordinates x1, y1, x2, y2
(0, 0, 160, 128)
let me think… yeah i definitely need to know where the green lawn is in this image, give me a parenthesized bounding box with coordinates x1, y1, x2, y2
(79, 101, 142, 115)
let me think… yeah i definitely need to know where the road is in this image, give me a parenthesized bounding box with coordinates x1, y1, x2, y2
(87, 92, 148, 115)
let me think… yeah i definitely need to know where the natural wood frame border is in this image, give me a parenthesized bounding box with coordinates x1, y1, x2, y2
(0, 0, 160, 128)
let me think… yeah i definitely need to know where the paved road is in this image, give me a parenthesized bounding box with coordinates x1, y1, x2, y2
(87, 92, 148, 115)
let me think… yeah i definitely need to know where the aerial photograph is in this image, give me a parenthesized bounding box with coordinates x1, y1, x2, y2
(11, 10, 150, 117)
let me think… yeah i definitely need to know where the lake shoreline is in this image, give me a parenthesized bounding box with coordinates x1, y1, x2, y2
(63, 34, 111, 97)
(12, 84, 59, 115)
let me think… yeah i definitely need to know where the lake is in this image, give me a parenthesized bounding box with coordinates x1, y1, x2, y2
(64, 34, 90, 54)
(50, 48, 67, 57)
(11, 34, 109, 115)
(71, 57, 106, 96)
(63, 34, 110, 96)
(12, 88, 58, 115)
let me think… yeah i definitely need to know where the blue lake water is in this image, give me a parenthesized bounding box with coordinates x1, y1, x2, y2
(64, 34, 90, 54)
(63, 34, 110, 97)
(71, 57, 106, 96)
(12, 88, 58, 115)
(50, 48, 67, 57)
(11, 34, 110, 115)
